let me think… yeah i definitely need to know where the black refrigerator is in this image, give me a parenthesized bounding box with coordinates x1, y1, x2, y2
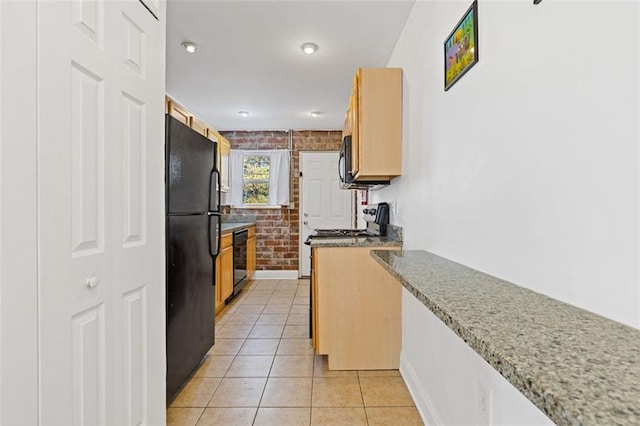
(165, 115, 221, 402)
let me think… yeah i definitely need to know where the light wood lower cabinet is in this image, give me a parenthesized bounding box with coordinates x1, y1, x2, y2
(247, 226, 256, 280)
(312, 246, 401, 370)
(215, 233, 234, 314)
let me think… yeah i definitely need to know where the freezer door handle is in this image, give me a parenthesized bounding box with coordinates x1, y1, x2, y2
(217, 215, 222, 255)
(209, 169, 221, 212)
(216, 169, 221, 211)
(208, 213, 221, 260)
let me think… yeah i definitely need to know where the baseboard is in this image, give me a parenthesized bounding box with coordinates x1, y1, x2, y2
(400, 352, 442, 426)
(252, 270, 299, 280)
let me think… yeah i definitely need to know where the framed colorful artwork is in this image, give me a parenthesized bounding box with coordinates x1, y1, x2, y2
(444, 1, 479, 91)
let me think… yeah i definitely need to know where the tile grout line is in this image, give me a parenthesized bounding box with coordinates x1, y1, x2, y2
(234, 279, 261, 426)
(357, 370, 371, 425)
(310, 350, 317, 424)
(240, 282, 260, 426)
(251, 280, 287, 423)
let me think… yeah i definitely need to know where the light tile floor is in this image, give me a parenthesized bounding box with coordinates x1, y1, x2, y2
(167, 279, 423, 426)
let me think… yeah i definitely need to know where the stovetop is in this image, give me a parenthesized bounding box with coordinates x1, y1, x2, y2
(311, 229, 375, 238)
(304, 202, 390, 245)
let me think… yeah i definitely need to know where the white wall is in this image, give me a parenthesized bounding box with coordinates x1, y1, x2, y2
(375, 0, 640, 329)
(401, 289, 553, 425)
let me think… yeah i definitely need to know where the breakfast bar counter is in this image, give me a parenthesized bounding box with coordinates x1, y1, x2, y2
(371, 250, 640, 426)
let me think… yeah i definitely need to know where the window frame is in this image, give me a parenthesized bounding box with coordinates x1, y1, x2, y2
(241, 153, 271, 206)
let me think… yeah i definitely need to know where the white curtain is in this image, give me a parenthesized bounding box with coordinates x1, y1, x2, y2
(228, 149, 290, 206)
(228, 150, 245, 206)
(268, 150, 290, 206)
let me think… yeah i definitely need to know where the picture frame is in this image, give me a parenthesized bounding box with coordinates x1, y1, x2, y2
(444, 1, 479, 91)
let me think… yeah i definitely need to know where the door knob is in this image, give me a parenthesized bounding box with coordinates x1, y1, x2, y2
(303, 213, 308, 217)
(303, 221, 308, 225)
(86, 276, 99, 289)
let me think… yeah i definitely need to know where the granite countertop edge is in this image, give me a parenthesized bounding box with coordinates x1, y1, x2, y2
(221, 222, 256, 233)
(309, 237, 402, 248)
(370, 249, 640, 426)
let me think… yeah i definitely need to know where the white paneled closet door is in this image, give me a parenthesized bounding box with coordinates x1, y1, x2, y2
(37, 1, 166, 424)
(0, 1, 39, 424)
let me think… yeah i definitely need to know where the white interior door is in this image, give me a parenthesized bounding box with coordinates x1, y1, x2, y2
(0, 2, 39, 423)
(299, 152, 353, 276)
(37, 1, 166, 424)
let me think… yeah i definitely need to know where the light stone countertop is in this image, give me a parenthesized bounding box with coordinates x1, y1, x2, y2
(371, 250, 640, 426)
(308, 236, 402, 248)
(221, 222, 255, 234)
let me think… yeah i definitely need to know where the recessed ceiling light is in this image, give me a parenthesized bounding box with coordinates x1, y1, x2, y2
(181, 42, 199, 53)
(310, 111, 322, 117)
(238, 111, 250, 118)
(300, 42, 319, 55)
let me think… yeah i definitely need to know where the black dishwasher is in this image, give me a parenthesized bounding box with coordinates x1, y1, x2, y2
(231, 229, 248, 298)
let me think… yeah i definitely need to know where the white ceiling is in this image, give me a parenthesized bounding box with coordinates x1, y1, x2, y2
(166, 0, 415, 131)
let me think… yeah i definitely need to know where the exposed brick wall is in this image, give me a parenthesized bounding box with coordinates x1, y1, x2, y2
(220, 130, 342, 272)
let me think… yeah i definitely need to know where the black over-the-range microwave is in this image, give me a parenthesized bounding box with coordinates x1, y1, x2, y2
(338, 135, 390, 190)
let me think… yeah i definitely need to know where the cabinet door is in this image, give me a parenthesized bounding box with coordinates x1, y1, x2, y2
(218, 233, 234, 302)
(350, 73, 360, 176)
(220, 245, 234, 300)
(220, 136, 230, 193)
(354, 68, 402, 179)
(167, 99, 191, 126)
(215, 255, 223, 314)
(312, 251, 321, 352)
(315, 246, 401, 370)
(247, 236, 256, 280)
(206, 129, 221, 191)
(191, 116, 207, 137)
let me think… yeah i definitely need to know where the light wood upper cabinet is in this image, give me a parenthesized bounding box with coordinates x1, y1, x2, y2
(166, 98, 191, 126)
(165, 96, 233, 193)
(207, 130, 230, 193)
(247, 226, 256, 280)
(219, 135, 231, 193)
(191, 116, 208, 137)
(206, 128, 221, 190)
(350, 75, 360, 176)
(345, 68, 402, 182)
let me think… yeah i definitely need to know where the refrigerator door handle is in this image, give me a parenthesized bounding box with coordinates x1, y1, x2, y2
(217, 215, 222, 255)
(209, 169, 221, 212)
(208, 213, 221, 260)
(209, 170, 215, 212)
(215, 169, 221, 211)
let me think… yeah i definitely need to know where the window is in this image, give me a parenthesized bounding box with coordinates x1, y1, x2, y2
(228, 150, 290, 207)
(242, 154, 270, 205)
